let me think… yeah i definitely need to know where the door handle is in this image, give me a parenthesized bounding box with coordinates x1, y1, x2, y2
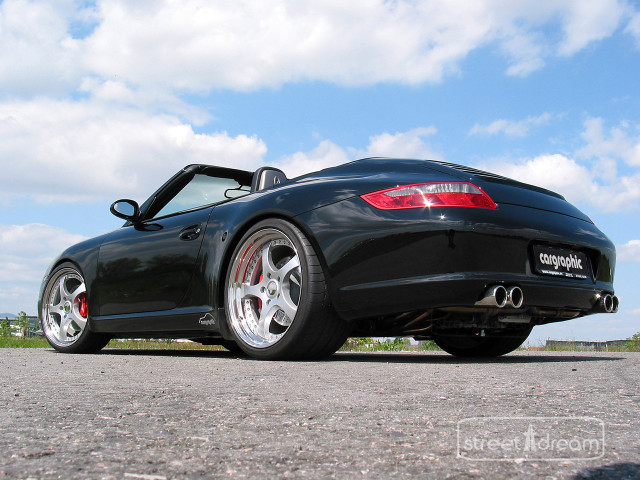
(179, 224, 202, 241)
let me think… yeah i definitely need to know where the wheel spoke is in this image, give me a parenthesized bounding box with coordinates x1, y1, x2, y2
(69, 282, 86, 302)
(282, 286, 298, 318)
(242, 282, 268, 304)
(48, 298, 63, 312)
(70, 312, 87, 331)
(256, 304, 278, 338)
(276, 255, 300, 280)
(57, 276, 68, 302)
(261, 244, 278, 278)
(58, 316, 72, 342)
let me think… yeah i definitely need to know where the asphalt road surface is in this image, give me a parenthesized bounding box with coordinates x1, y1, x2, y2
(1, 348, 639, 479)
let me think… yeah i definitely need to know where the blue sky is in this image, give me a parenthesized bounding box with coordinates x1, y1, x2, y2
(1, 0, 639, 344)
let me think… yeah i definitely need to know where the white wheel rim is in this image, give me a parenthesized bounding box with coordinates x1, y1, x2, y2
(41, 268, 88, 347)
(227, 229, 302, 348)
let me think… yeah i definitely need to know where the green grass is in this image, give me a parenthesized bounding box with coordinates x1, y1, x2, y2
(339, 337, 441, 352)
(0, 336, 50, 348)
(0, 336, 439, 351)
(106, 338, 227, 351)
(0, 336, 229, 350)
(1, 335, 638, 352)
(535, 341, 630, 352)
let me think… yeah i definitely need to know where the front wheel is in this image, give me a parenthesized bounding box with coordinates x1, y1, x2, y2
(40, 262, 109, 353)
(432, 327, 532, 357)
(225, 219, 348, 360)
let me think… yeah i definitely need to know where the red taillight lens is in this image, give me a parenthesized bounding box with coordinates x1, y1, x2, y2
(361, 182, 497, 210)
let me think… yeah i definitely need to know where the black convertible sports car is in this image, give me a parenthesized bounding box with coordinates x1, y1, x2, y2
(39, 158, 618, 359)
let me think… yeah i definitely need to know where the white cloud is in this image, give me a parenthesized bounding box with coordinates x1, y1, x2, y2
(478, 118, 640, 212)
(0, 0, 83, 96)
(80, 0, 635, 90)
(483, 153, 640, 212)
(577, 117, 640, 167)
(486, 154, 597, 200)
(0, 224, 88, 314)
(78, 78, 211, 125)
(500, 29, 547, 77)
(2, 0, 634, 97)
(275, 127, 440, 178)
(80, 0, 490, 90)
(627, 9, 640, 46)
(556, 0, 626, 56)
(0, 98, 267, 204)
(469, 113, 553, 137)
(618, 240, 640, 262)
(276, 140, 350, 179)
(357, 127, 440, 159)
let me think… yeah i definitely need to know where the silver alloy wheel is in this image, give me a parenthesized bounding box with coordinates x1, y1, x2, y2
(41, 267, 89, 348)
(227, 228, 302, 348)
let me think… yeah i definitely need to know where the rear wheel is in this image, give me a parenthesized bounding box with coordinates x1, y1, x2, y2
(219, 339, 245, 355)
(225, 219, 348, 360)
(40, 263, 109, 353)
(432, 327, 531, 357)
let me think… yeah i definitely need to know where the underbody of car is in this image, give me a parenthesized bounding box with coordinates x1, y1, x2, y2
(39, 158, 618, 359)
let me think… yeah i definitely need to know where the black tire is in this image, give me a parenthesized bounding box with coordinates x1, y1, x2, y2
(432, 327, 532, 357)
(219, 339, 246, 355)
(40, 262, 110, 353)
(225, 219, 349, 360)
(191, 338, 247, 355)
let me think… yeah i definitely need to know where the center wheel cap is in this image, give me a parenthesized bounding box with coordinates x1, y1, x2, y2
(267, 280, 279, 297)
(64, 302, 71, 313)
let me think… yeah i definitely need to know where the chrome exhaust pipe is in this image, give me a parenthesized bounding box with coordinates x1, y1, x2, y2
(475, 285, 508, 308)
(601, 294, 614, 313)
(612, 295, 619, 313)
(592, 293, 617, 313)
(507, 286, 524, 309)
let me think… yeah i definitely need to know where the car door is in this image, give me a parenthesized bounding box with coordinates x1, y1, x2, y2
(95, 169, 251, 317)
(96, 207, 212, 316)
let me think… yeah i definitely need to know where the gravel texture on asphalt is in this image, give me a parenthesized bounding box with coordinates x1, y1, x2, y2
(1, 348, 639, 479)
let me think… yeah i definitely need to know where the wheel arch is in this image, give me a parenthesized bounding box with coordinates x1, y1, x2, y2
(39, 258, 86, 313)
(39, 233, 106, 320)
(215, 211, 332, 316)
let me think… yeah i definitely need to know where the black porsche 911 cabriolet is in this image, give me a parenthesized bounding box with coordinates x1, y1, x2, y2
(39, 158, 618, 359)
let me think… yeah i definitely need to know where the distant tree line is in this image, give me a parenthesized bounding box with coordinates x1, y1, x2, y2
(1, 311, 38, 338)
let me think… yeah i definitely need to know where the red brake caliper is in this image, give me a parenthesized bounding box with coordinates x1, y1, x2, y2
(78, 292, 88, 318)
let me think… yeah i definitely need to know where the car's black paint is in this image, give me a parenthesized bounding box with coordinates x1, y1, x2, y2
(95, 206, 212, 316)
(39, 158, 617, 345)
(297, 196, 613, 321)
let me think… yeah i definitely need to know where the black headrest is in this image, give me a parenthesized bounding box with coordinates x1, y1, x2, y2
(251, 167, 288, 192)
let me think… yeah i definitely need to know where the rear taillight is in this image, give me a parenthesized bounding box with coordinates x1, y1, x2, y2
(361, 182, 497, 210)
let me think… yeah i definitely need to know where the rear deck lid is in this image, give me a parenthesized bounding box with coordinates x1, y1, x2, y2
(423, 161, 592, 222)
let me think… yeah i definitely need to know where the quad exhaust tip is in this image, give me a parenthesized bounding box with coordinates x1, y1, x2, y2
(507, 286, 524, 309)
(476, 287, 618, 313)
(475, 285, 524, 309)
(598, 293, 619, 313)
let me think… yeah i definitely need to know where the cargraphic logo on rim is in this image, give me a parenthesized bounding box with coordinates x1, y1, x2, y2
(457, 417, 604, 461)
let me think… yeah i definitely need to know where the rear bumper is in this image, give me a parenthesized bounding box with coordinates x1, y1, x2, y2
(335, 272, 613, 321)
(297, 198, 616, 322)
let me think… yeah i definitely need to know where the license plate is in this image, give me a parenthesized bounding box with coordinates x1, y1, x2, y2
(532, 245, 590, 280)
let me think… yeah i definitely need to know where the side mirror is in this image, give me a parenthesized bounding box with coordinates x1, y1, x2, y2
(110, 199, 140, 222)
